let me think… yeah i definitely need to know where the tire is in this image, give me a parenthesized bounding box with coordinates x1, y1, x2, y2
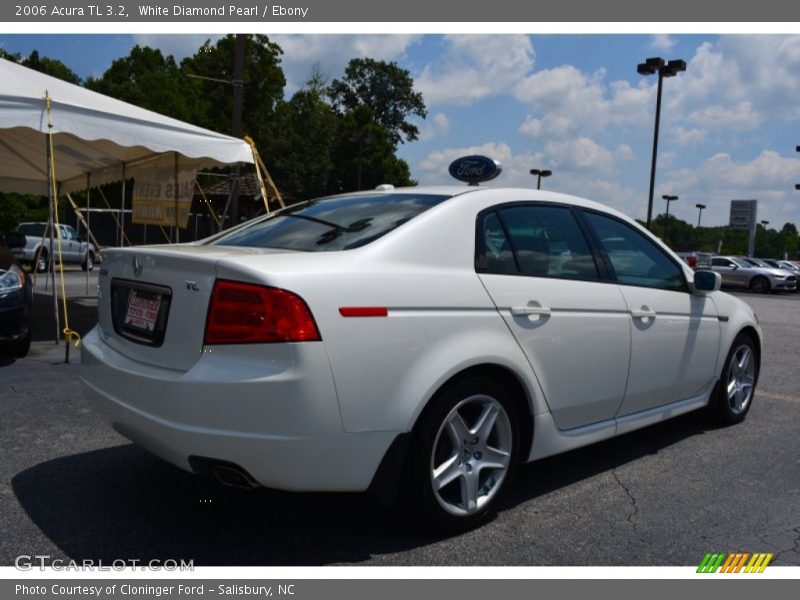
(407, 375, 520, 531)
(34, 248, 49, 274)
(1, 331, 31, 358)
(82, 251, 94, 272)
(708, 333, 759, 425)
(749, 276, 770, 294)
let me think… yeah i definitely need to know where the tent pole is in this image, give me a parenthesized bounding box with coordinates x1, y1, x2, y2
(46, 135, 60, 343)
(120, 164, 126, 246)
(85, 174, 90, 295)
(174, 152, 180, 243)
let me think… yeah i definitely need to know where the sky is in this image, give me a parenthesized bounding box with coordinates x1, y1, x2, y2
(1, 33, 799, 228)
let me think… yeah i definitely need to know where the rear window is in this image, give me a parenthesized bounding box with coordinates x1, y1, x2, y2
(211, 193, 451, 252)
(17, 223, 47, 237)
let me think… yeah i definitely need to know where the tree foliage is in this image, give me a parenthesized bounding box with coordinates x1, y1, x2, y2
(1, 49, 81, 84)
(328, 58, 427, 146)
(181, 34, 285, 141)
(650, 214, 799, 259)
(85, 46, 207, 124)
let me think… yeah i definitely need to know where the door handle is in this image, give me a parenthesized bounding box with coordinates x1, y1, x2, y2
(630, 307, 657, 319)
(511, 303, 552, 317)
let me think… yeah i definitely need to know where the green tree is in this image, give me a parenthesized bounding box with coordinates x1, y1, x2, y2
(181, 34, 286, 143)
(328, 58, 427, 146)
(85, 46, 207, 124)
(267, 74, 339, 200)
(0, 49, 81, 84)
(331, 105, 415, 192)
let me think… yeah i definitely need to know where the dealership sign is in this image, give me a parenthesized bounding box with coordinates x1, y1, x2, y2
(729, 199, 757, 230)
(448, 155, 502, 185)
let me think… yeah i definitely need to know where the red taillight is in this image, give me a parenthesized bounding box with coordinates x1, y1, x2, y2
(687, 256, 698, 267)
(204, 280, 321, 345)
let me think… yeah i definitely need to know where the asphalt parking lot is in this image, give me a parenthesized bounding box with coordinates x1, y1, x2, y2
(1, 270, 799, 566)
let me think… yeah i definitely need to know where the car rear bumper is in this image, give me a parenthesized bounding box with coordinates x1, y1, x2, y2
(80, 327, 397, 492)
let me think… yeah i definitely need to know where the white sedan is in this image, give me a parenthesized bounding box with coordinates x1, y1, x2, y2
(81, 185, 762, 530)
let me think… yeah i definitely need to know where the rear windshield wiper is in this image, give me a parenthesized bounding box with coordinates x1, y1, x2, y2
(282, 214, 372, 233)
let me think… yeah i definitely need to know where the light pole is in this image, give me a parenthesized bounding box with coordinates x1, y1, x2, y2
(530, 168, 552, 190)
(638, 57, 687, 230)
(760, 220, 770, 256)
(695, 203, 706, 228)
(662, 194, 678, 244)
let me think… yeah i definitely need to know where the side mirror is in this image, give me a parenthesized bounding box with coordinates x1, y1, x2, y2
(730, 264, 739, 270)
(3, 231, 27, 249)
(692, 270, 721, 294)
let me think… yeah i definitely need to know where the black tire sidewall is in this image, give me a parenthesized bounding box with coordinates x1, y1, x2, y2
(408, 375, 520, 531)
(750, 276, 769, 294)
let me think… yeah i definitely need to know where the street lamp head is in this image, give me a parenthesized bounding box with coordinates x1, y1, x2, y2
(696, 203, 706, 209)
(540, 170, 552, 178)
(761, 220, 770, 226)
(795, 183, 800, 190)
(645, 57, 665, 69)
(662, 194, 678, 201)
(664, 59, 687, 77)
(530, 168, 540, 175)
(637, 63, 656, 76)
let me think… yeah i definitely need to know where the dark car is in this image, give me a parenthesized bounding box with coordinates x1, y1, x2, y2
(0, 231, 33, 357)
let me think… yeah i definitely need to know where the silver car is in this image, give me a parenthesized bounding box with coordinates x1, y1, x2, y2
(709, 255, 797, 293)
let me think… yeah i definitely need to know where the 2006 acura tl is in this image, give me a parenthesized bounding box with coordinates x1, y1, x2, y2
(81, 185, 761, 529)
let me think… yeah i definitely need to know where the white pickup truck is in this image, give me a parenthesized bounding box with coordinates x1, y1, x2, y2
(12, 222, 97, 273)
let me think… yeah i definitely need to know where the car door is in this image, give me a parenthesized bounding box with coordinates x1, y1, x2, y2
(580, 210, 721, 416)
(476, 203, 631, 430)
(713, 257, 750, 287)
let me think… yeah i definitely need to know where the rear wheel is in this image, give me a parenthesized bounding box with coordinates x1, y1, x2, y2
(749, 276, 770, 294)
(34, 248, 49, 273)
(408, 376, 519, 531)
(709, 333, 758, 425)
(1, 331, 31, 358)
(82, 251, 94, 271)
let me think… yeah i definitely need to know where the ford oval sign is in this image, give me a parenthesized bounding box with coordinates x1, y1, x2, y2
(448, 155, 502, 185)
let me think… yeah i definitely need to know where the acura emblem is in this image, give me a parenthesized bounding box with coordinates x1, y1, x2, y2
(133, 256, 144, 277)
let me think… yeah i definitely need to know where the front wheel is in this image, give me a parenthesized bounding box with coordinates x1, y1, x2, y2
(709, 333, 759, 425)
(408, 376, 519, 531)
(749, 276, 770, 294)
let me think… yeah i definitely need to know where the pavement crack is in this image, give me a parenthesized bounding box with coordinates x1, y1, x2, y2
(612, 469, 645, 543)
(772, 526, 800, 564)
(8, 385, 42, 400)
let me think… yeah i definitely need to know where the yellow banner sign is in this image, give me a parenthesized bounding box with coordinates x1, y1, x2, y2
(131, 154, 197, 228)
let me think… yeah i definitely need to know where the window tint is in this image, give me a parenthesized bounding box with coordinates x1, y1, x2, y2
(583, 211, 685, 291)
(212, 193, 451, 252)
(712, 257, 733, 267)
(476, 211, 517, 274)
(478, 205, 598, 280)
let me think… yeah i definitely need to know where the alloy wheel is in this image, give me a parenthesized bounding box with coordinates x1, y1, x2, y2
(429, 394, 513, 517)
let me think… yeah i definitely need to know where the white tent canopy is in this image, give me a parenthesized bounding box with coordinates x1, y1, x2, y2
(0, 57, 253, 195)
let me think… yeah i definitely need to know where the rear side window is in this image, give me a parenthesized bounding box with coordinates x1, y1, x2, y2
(583, 211, 686, 291)
(477, 204, 599, 281)
(211, 193, 451, 252)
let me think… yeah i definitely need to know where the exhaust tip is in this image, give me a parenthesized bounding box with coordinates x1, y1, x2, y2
(188, 456, 260, 489)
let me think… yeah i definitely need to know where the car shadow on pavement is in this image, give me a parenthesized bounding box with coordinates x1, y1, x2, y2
(11, 411, 717, 565)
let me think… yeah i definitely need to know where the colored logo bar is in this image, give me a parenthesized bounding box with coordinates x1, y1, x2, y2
(697, 552, 773, 573)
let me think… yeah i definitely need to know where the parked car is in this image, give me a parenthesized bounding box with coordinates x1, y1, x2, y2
(757, 259, 800, 291)
(12, 222, 97, 273)
(709, 255, 797, 293)
(81, 185, 762, 530)
(676, 251, 713, 270)
(0, 231, 33, 357)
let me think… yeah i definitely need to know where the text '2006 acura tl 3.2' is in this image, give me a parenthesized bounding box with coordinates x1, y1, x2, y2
(80, 157, 762, 530)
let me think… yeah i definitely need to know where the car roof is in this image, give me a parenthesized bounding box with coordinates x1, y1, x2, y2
(355, 185, 630, 217)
